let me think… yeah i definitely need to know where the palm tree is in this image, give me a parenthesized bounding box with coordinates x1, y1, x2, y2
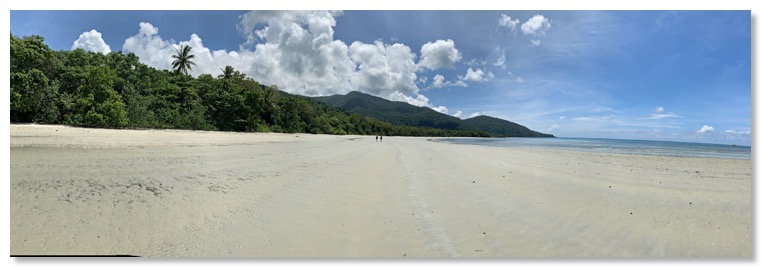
(171, 45, 196, 75)
(219, 65, 235, 79)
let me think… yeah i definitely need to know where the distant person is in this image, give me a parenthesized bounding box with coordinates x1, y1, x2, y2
(376, 136, 378, 142)
(380, 136, 383, 142)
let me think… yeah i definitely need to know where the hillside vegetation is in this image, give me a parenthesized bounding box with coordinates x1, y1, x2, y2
(11, 33, 490, 137)
(313, 91, 554, 137)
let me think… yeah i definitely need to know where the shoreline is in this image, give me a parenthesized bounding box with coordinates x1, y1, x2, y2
(433, 137, 751, 161)
(10, 124, 751, 256)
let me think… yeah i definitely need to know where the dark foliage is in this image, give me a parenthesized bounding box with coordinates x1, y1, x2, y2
(10, 33, 489, 137)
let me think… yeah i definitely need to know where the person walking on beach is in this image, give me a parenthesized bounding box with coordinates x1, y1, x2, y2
(380, 136, 383, 142)
(376, 136, 378, 142)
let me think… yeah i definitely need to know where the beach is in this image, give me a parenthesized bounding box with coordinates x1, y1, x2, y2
(9, 124, 752, 257)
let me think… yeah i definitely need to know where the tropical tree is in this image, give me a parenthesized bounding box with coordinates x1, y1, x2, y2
(218, 65, 246, 80)
(171, 45, 196, 75)
(219, 65, 235, 79)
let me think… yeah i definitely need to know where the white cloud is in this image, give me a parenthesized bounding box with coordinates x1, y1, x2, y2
(431, 106, 449, 114)
(236, 11, 362, 96)
(237, 10, 343, 46)
(452, 80, 469, 87)
(388, 91, 429, 107)
(122, 23, 177, 70)
(559, 116, 565, 120)
(461, 68, 494, 82)
(654, 106, 665, 113)
(418, 39, 462, 71)
(122, 11, 453, 108)
(521, 14, 552, 37)
(123, 22, 262, 84)
(432, 74, 447, 88)
(429, 73, 469, 89)
(521, 14, 552, 46)
(123, 13, 417, 97)
(349, 41, 419, 96)
(388, 91, 448, 114)
(697, 125, 714, 134)
(547, 124, 560, 132)
(469, 112, 482, 118)
(429, 68, 494, 89)
(498, 14, 520, 33)
(72, 29, 111, 54)
(453, 111, 463, 118)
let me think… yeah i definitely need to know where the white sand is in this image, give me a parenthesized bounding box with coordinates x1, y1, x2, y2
(10, 124, 751, 257)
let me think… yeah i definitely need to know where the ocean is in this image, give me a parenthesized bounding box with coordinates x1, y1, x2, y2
(437, 137, 752, 160)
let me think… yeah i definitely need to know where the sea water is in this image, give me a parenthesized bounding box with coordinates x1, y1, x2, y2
(438, 137, 751, 160)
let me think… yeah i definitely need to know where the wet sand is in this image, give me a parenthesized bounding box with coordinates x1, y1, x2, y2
(9, 124, 752, 257)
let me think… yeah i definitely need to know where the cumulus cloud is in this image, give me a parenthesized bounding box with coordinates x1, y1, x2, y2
(418, 39, 462, 71)
(235, 11, 363, 96)
(349, 41, 419, 96)
(431, 106, 449, 114)
(122, 23, 173, 69)
(452, 80, 469, 87)
(461, 68, 494, 82)
(453, 111, 463, 118)
(428, 73, 468, 89)
(123, 22, 259, 82)
(521, 14, 551, 46)
(432, 74, 447, 88)
(121, 11, 449, 106)
(469, 112, 482, 118)
(697, 125, 714, 134)
(72, 29, 111, 54)
(655, 106, 665, 113)
(547, 124, 560, 132)
(521, 14, 552, 36)
(426, 67, 495, 89)
(498, 14, 520, 33)
(237, 10, 342, 46)
(119, 12, 470, 114)
(559, 116, 565, 120)
(388, 91, 448, 114)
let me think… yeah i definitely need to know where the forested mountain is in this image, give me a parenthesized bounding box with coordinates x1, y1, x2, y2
(10, 33, 489, 137)
(459, 115, 553, 137)
(313, 91, 554, 138)
(313, 91, 462, 130)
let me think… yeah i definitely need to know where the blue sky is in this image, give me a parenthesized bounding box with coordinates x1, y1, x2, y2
(10, 10, 751, 145)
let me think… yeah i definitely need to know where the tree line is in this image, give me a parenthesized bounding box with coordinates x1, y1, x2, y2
(10, 33, 489, 137)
